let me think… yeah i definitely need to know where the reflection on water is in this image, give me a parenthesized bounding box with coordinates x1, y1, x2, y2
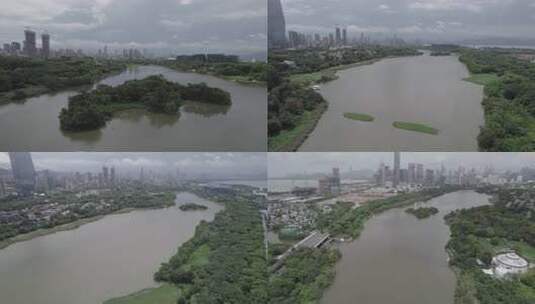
(0, 65, 266, 151)
(322, 190, 490, 304)
(300, 53, 484, 151)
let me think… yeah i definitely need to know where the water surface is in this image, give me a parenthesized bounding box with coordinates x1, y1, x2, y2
(0, 192, 223, 304)
(322, 190, 490, 304)
(300, 54, 484, 151)
(0, 65, 266, 151)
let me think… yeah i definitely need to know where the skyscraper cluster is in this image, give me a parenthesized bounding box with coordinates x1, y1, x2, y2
(268, 0, 287, 49)
(2, 29, 51, 58)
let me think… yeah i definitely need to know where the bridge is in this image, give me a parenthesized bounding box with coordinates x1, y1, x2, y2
(271, 231, 331, 272)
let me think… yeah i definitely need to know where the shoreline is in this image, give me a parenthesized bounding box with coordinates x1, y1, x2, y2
(162, 65, 267, 87)
(0, 205, 171, 251)
(270, 54, 419, 152)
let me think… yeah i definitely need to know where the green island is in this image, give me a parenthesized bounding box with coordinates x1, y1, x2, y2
(107, 187, 268, 304)
(268, 46, 422, 151)
(459, 48, 535, 151)
(59, 75, 231, 132)
(446, 187, 535, 304)
(161, 54, 267, 86)
(343, 112, 375, 122)
(178, 203, 208, 211)
(405, 206, 439, 219)
(393, 121, 440, 135)
(0, 189, 176, 250)
(0, 56, 125, 103)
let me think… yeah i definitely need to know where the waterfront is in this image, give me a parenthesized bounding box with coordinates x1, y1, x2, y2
(300, 53, 484, 151)
(0, 192, 223, 304)
(0, 65, 266, 151)
(321, 190, 490, 304)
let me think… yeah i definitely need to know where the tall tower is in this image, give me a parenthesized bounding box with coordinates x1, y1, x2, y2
(268, 0, 287, 49)
(110, 167, 115, 186)
(8, 152, 36, 196)
(24, 29, 37, 57)
(41, 33, 50, 59)
(393, 152, 400, 187)
(335, 27, 341, 45)
(342, 28, 347, 45)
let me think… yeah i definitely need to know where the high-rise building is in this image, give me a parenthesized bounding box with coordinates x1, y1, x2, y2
(103, 166, 109, 185)
(110, 167, 115, 186)
(8, 152, 36, 196)
(41, 33, 50, 58)
(11, 42, 21, 53)
(408, 163, 416, 184)
(335, 27, 341, 45)
(393, 152, 400, 187)
(268, 0, 287, 49)
(342, 28, 347, 45)
(24, 29, 37, 57)
(416, 164, 424, 184)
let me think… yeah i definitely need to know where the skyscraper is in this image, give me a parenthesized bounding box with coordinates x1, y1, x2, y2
(342, 28, 347, 45)
(8, 152, 36, 196)
(393, 152, 400, 187)
(268, 0, 287, 49)
(24, 29, 37, 57)
(41, 33, 50, 58)
(335, 27, 341, 45)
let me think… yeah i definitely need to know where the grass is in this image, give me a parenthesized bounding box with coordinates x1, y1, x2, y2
(268, 103, 327, 151)
(343, 112, 375, 122)
(103, 284, 178, 304)
(393, 121, 439, 135)
(463, 73, 500, 86)
(181, 244, 211, 271)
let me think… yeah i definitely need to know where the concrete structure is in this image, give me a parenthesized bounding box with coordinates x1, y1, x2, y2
(24, 29, 37, 57)
(41, 33, 50, 58)
(8, 152, 36, 196)
(318, 168, 341, 195)
(492, 252, 529, 278)
(393, 152, 400, 187)
(268, 0, 287, 49)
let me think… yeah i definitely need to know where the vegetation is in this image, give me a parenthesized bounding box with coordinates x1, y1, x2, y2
(178, 203, 208, 211)
(405, 206, 439, 219)
(446, 187, 535, 304)
(0, 55, 125, 102)
(103, 284, 178, 304)
(343, 112, 375, 122)
(393, 121, 439, 135)
(268, 46, 421, 151)
(59, 75, 231, 131)
(268, 248, 340, 304)
(459, 49, 535, 151)
(162, 54, 267, 85)
(154, 195, 268, 303)
(464, 73, 500, 86)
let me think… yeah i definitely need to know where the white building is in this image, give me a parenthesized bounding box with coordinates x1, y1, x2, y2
(491, 252, 529, 278)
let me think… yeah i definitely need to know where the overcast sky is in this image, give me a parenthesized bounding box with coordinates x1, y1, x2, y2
(0, 0, 266, 57)
(268, 152, 535, 178)
(0, 152, 267, 179)
(281, 0, 535, 42)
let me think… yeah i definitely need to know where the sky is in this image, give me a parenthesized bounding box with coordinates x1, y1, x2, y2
(268, 152, 535, 178)
(281, 0, 535, 43)
(0, 152, 267, 179)
(0, 0, 266, 58)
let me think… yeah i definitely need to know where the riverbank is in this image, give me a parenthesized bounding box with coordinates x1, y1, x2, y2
(0, 205, 174, 251)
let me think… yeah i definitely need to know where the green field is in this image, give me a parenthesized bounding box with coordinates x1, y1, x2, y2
(268, 103, 327, 151)
(463, 73, 499, 86)
(103, 284, 178, 304)
(343, 112, 375, 122)
(393, 121, 439, 135)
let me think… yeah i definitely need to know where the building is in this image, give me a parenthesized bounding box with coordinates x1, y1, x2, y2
(335, 27, 341, 45)
(416, 164, 424, 184)
(342, 28, 347, 45)
(23, 29, 37, 57)
(268, 0, 287, 49)
(408, 163, 416, 184)
(318, 168, 341, 196)
(393, 152, 400, 187)
(110, 167, 116, 186)
(41, 33, 50, 58)
(490, 251, 529, 278)
(8, 152, 36, 196)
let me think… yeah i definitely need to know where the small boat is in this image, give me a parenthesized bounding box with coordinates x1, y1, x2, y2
(312, 85, 321, 91)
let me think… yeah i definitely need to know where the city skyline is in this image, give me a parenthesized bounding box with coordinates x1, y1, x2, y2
(268, 152, 535, 178)
(0, 152, 267, 179)
(280, 0, 535, 44)
(0, 0, 266, 58)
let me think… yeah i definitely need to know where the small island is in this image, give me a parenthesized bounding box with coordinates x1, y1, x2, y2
(405, 207, 439, 219)
(393, 121, 439, 135)
(179, 203, 208, 211)
(344, 112, 375, 122)
(59, 75, 231, 132)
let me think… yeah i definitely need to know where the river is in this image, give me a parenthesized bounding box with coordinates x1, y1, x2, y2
(322, 190, 490, 304)
(300, 53, 484, 151)
(0, 65, 266, 151)
(0, 192, 223, 304)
